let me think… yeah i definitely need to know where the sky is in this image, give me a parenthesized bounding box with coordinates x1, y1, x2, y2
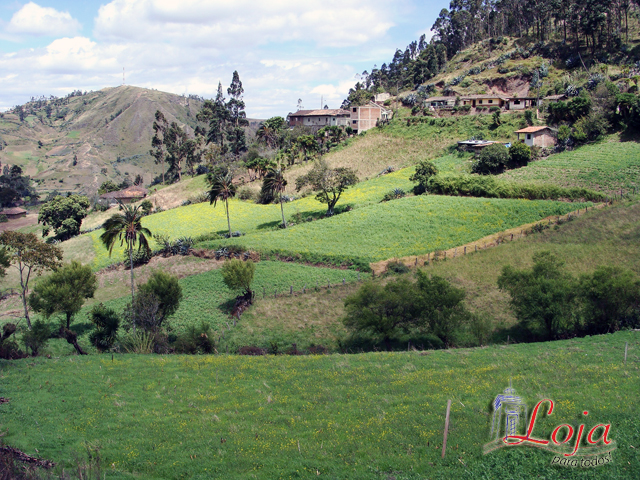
(0, 0, 449, 118)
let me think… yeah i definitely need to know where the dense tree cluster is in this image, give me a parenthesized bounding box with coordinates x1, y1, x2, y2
(0, 164, 37, 207)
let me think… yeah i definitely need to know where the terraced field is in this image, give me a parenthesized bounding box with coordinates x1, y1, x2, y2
(499, 139, 640, 194)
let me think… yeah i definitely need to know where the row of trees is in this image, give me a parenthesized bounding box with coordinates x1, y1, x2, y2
(433, 0, 639, 59)
(341, 252, 640, 350)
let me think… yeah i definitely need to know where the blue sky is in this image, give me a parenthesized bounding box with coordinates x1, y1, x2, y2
(0, 1, 449, 118)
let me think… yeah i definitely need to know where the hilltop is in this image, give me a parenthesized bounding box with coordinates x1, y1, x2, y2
(0, 86, 259, 197)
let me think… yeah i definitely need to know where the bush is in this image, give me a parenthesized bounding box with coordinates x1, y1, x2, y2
(89, 303, 120, 352)
(23, 319, 51, 356)
(385, 261, 410, 275)
(508, 142, 531, 168)
(221, 259, 256, 296)
(138, 270, 183, 321)
(237, 187, 256, 202)
(409, 159, 438, 195)
(0, 215, 7, 223)
(174, 322, 215, 354)
(118, 330, 155, 354)
(498, 251, 578, 340)
(471, 143, 509, 175)
(381, 188, 406, 202)
(123, 247, 152, 267)
(426, 174, 605, 201)
(140, 200, 153, 215)
(579, 266, 640, 334)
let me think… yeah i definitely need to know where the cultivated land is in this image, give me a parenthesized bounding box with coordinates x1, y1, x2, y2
(0, 331, 637, 479)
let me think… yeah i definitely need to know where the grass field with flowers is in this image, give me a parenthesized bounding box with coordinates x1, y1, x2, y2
(0, 331, 637, 479)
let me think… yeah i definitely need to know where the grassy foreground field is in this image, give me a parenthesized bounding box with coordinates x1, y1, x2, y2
(0, 331, 638, 479)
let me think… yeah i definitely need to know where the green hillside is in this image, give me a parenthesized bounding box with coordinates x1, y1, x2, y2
(0, 331, 637, 479)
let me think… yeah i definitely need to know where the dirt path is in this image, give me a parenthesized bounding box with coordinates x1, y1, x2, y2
(370, 202, 608, 276)
(0, 213, 38, 232)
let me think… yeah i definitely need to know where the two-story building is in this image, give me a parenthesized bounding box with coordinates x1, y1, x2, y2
(348, 102, 391, 133)
(286, 109, 351, 131)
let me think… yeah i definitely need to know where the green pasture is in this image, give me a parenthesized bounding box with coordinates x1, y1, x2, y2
(499, 140, 640, 194)
(206, 196, 589, 264)
(87, 166, 586, 270)
(0, 331, 637, 479)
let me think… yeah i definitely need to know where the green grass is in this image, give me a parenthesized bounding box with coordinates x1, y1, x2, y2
(384, 112, 530, 146)
(66, 130, 80, 139)
(14, 261, 368, 358)
(206, 196, 589, 264)
(0, 331, 637, 479)
(86, 167, 587, 270)
(499, 140, 640, 194)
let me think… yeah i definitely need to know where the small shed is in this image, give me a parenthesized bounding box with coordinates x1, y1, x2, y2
(426, 96, 456, 109)
(0, 207, 27, 219)
(543, 94, 567, 103)
(457, 140, 499, 153)
(100, 186, 149, 205)
(514, 126, 556, 147)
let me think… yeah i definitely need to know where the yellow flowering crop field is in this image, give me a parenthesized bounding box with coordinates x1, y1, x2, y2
(1, 331, 637, 479)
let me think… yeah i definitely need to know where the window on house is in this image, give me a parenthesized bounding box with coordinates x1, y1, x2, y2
(353, 108, 357, 112)
(526, 134, 532, 140)
(488, 100, 493, 104)
(514, 100, 521, 105)
(352, 120, 357, 124)
(479, 100, 483, 104)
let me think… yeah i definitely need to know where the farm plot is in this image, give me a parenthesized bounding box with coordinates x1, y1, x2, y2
(499, 140, 640, 193)
(207, 195, 591, 264)
(0, 331, 637, 479)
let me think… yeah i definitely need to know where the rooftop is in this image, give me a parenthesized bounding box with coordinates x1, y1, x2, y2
(514, 126, 553, 133)
(289, 109, 350, 117)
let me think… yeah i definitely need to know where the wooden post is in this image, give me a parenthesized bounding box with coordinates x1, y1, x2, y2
(444, 251, 447, 260)
(327, 280, 330, 288)
(290, 286, 293, 295)
(303, 285, 306, 294)
(510, 233, 513, 241)
(274, 289, 277, 298)
(454, 248, 457, 258)
(475, 245, 477, 252)
(624, 342, 628, 364)
(442, 399, 452, 459)
(415, 257, 418, 266)
(464, 246, 466, 255)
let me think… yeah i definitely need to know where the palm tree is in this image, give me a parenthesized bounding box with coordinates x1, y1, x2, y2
(100, 202, 152, 309)
(206, 171, 237, 237)
(263, 166, 288, 228)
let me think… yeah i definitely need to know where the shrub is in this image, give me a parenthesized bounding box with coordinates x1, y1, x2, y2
(524, 110, 534, 125)
(579, 266, 640, 334)
(118, 330, 155, 354)
(174, 322, 215, 354)
(237, 187, 256, 202)
(385, 261, 410, 275)
(140, 200, 153, 215)
(221, 259, 256, 296)
(138, 270, 183, 321)
(0, 215, 7, 223)
(381, 188, 406, 202)
(498, 251, 578, 340)
(508, 142, 531, 168)
(89, 303, 120, 352)
(426, 173, 605, 201)
(471, 143, 509, 174)
(409, 159, 438, 194)
(23, 319, 51, 356)
(123, 247, 152, 267)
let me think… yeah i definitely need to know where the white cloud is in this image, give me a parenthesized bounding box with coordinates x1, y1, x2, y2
(5, 2, 81, 37)
(94, 0, 394, 48)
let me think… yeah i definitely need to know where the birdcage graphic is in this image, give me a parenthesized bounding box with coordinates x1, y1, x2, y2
(491, 383, 528, 442)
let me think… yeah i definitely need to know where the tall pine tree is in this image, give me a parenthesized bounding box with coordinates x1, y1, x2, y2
(226, 71, 249, 159)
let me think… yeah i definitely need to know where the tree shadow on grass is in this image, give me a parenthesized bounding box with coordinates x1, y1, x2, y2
(70, 321, 94, 336)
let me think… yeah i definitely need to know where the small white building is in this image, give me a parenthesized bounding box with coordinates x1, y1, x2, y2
(514, 126, 556, 147)
(287, 109, 351, 130)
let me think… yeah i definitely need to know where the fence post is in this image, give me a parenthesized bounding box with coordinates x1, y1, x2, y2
(510, 233, 513, 241)
(274, 289, 277, 298)
(343, 278, 345, 286)
(290, 286, 293, 295)
(303, 285, 306, 294)
(475, 245, 477, 252)
(327, 280, 330, 288)
(442, 399, 452, 459)
(624, 342, 628, 364)
(464, 246, 466, 255)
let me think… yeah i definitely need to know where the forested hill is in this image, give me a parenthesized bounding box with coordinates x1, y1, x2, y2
(0, 86, 205, 196)
(344, 0, 640, 106)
